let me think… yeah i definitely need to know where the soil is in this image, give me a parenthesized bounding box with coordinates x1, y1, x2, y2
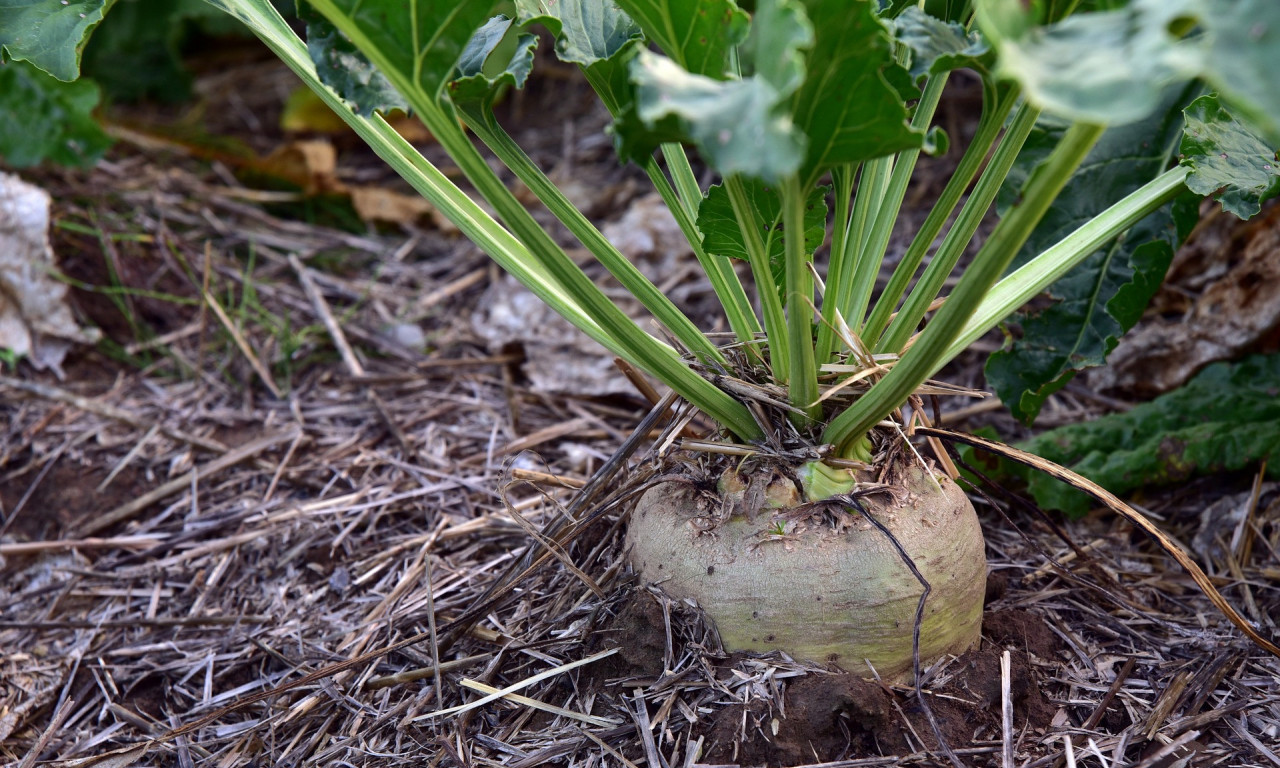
(598, 589, 1063, 767)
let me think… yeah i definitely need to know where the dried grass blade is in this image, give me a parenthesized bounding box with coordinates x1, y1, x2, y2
(0, 375, 226, 453)
(0, 536, 163, 556)
(580, 728, 644, 768)
(16, 697, 75, 768)
(289, 253, 364, 377)
(1000, 651, 1013, 768)
(499, 486, 604, 598)
(458, 679, 617, 727)
(51, 742, 151, 768)
(410, 647, 618, 722)
(201, 286, 282, 398)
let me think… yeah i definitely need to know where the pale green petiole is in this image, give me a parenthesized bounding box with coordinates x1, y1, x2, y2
(862, 85, 1019, 348)
(782, 175, 820, 424)
(942, 166, 1190, 363)
(210, 0, 594, 339)
(823, 121, 1108, 452)
(876, 100, 1042, 355)
(459, 109, 727, 366)
(657, 144, 762, 348)
(301, 0, 763, 440)
(844, 73, 949, 336)
(727, 175, 790, 381)
(813, 163, 859, 364)
(641, 157, 764, 353)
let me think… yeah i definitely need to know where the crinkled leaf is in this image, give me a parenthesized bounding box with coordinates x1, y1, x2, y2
(892, 6, 992, 81)
(1191, 0, 1280, 145)
(1180, 93, 1280, 220)
(0, 0, 106, 81)
(923, 124, 948, 156)
(612, 0, 747, 78)
(790, 0, 922, 185)
(697, 179, 828, 304)
(514, 0, 642, 116)
(976, 0, 1280, 140)
(625, 47, 804, 182)
(617, 0, 919, 182)
(514, 0, 640, 67)
(582, 41, 641, 117)
(449, 17, 538, 119)
(986, 82, 1200, 425)
(972, 355, 1280, 517)
(298, 0, 491, 105)
(299, 4, 406, 116)
(0, 58, 111, 166)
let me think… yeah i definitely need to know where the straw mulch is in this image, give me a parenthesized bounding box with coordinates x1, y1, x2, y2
(3, 57, 1279, 768)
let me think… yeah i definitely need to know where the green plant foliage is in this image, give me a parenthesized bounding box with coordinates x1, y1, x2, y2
(629, 48, 806, 182)
(299, 0, 492, 102)
(516, 1, 642, 117)
(891, 6, 992, 81)
(619, 0, 921, 185)
(697, 179, 828, 304)
(0, 58, 111, 166)
(15, 0, 1280, 474)
(789, 0, 921, 185)
(985, 83, 1202, 425)
(976, 0, 1280, 143)
(971, 355, 1280, 517)
(0, 0, 107, 81)
(1181, 93, 1280, 220)
(1195, 2, 1280, 145)
(613, 0, 747, 78)
(622, 0, 813, 183)
(515, 0, 640, 68)
(298, 3, 405, 116)
(449, 16, 537, 114)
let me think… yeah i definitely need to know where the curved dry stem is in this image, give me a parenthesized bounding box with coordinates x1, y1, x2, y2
(917, 427, 1280, 660)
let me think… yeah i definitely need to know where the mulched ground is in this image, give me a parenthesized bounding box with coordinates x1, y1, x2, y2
(2, 42, 1279, 768)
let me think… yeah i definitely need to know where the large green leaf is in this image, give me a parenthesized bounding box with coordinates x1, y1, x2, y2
(0, 0, 107, 81)
(449, 17, 537, 119)
(789, 0, 921, 185)
(514, 0, 639, 67)
(697, 179, 828, 304)
(973, 355, 1280, 517)
(891, 6, 993, 81)
(985, 83, 1200, 425)
(612, 0, 747, 78)
(296, 0, 491, 104)
(1190, 0, 1280, 146)
(624, 0, 814, 181)
(626, 43, 806, 182)
(515, 0, 643, 116)
(0, 58, 111, 166)
(299, 3, 406, 116)
(976, 0, 1280, 142)
(1180, 93, 1280, 220)
(621, 0, 920, 183)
